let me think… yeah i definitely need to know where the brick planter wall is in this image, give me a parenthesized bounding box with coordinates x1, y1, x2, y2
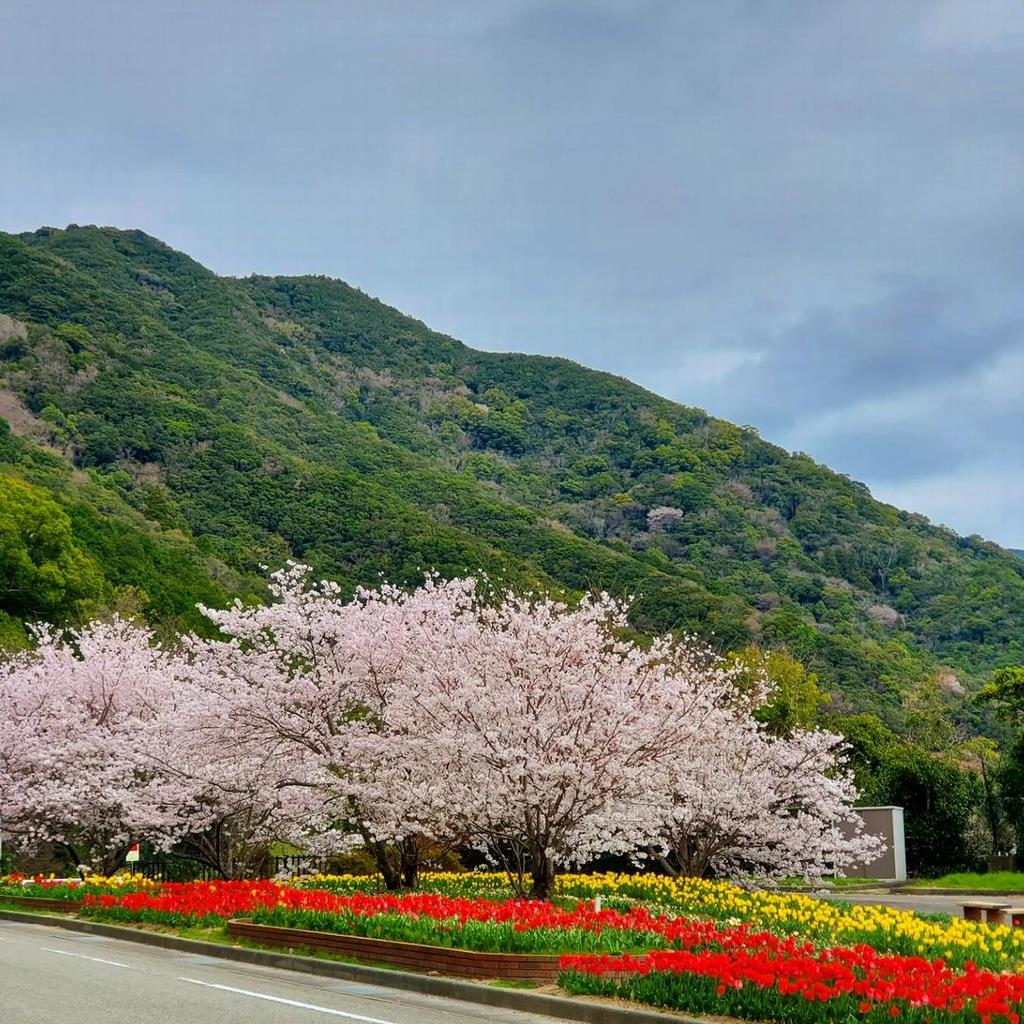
(0, 894, 84, 912)
(226, 919, 563, 981)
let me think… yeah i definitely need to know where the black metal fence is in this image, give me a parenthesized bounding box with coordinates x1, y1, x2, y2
(272, 854, 333, 877)
(129, 854, 217, 882)
(124, 853, 334, 880)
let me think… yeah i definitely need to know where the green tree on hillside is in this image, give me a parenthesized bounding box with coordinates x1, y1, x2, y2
(901, 675, 960, 751)
(978, 667, 1024, 722)
(727, 645, 826, 736)
(977, 668, 1024, 860)
(0, 474, 103, 628)
(826, 712, 981, 876)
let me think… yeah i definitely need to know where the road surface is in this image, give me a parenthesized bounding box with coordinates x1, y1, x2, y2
(0, 918, 565, 1024)
(823, 891, 981, 917)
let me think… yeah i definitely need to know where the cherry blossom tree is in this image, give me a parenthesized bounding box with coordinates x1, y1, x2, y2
(0, 615, 312, 878)
(646, 505, 685, 530)
(188, 565, 466, 888)
(136, 673, 321, 879)
(189, 566, 881, 896)
(375, 589, 737, 897)
(0, 564, 880, 893)
(640, 709, 884, 881)
(0, 618, 181, 873)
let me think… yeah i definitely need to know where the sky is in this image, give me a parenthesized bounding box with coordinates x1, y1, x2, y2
(2, 1, 1023, 546)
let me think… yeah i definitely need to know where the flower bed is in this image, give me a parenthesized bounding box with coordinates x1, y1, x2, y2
(11, 871, 1024, 971)
(0, 873, 152, 899)
(82, 883, 693, 953)
(300, 873, 1024, 972)
(560, 947, 1024, 1024)
(0, 872, 151, 911)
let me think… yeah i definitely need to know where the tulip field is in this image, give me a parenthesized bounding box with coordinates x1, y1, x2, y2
(4, 871, 1024, 1023)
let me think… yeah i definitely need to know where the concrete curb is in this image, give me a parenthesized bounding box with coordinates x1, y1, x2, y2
(0, 909, 700, 1024)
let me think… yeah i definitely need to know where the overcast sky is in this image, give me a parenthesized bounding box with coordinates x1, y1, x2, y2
(2, 1, 1022, 546)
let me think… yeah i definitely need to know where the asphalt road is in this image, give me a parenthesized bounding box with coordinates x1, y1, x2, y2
(0, 918, 564, 1024)
(823, 892, 982, 917)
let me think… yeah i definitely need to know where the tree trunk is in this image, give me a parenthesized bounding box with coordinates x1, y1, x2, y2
(56, 841, 86, 878)
(352, 803, 408, 890)
(100, 846, 128, 877)
(367, 838, 402, 890)
(399, 837, 419, 890)
(646, 847, 680, 877)
(671, 834, 715, 879)
(173, 820, 238, 879)
(528, 850, 556, 900)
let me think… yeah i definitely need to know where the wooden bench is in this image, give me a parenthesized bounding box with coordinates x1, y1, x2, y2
(961, 901, 1011, 924)
(998, 906, 1024, 927)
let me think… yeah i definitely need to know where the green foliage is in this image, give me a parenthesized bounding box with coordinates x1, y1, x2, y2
(978, 667, 1024, 723)
(900, 676, 961, 752)
(877, 746, 980, 876)
(908, 870, 1024, 890)
(997, 731, 1024, 858)
(726, 645, 826, 736)
(976, 666, 1024, 858)
(0, 406, 238, 639)
(827, 713, 981, 876)
(0, 473, 103, 623)
(0, 610, 28, 651)
(961, 736, 1012, 856)
(0, 224, 1022, 722)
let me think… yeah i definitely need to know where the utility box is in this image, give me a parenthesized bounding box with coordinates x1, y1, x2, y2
(989, 854, 1017, 872)
(841, 806, 906, 882)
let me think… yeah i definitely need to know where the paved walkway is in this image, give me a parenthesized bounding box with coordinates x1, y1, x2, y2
(822, 891, 1009, 917)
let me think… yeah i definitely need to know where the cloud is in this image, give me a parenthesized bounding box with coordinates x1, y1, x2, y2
(769, 338, 1024, 542)
(875, 466, 1024, 545)
(0, 0, 1022, 543)
(701, 279, 1023, 432)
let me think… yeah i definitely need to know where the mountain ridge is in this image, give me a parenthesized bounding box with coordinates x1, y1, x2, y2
(1, 224, 1022, 725)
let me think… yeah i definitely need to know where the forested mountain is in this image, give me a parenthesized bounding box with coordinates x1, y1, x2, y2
(1, 225, 1022, 725)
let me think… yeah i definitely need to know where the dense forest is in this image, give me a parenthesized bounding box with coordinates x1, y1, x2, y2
(1, 224, 1023, 737)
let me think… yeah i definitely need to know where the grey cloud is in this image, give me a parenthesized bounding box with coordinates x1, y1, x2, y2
(801, 425, 975, 487)
(702, 281, 1023, 434)
(1, 0, 1023, 543)
(769, 343, 1024, 540)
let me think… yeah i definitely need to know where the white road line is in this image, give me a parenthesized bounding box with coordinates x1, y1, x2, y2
(41, 946, 134, 969)
(178, 977, 399, 1023)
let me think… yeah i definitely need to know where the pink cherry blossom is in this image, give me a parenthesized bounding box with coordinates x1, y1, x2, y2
(0, 563, 879, 892)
